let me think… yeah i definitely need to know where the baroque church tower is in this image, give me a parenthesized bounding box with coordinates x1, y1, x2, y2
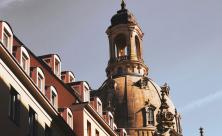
(92, 1, 183, 136)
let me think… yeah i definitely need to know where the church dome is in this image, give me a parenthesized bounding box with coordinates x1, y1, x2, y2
(110, 1, 137, 27)
(148, 79, 176, 114)
(94, 76, 178, 131)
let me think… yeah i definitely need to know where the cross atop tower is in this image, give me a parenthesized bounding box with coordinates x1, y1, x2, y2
(200, 127, 204, 136)
(121, 0, 126, 10)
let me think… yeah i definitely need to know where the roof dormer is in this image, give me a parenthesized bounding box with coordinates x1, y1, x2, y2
(45, 86, 58, 110)
(68, 81, 91, 102)
(39, 54, 61, 78)
(0, 21, 13, 54)
(103, 111, 114, 129)
(59, 108, 73, 129)
(61, 71, 75, 83)
(30, 67, 45, 93)
(13, 45, 30, 75)
(90, 97, 103, 116)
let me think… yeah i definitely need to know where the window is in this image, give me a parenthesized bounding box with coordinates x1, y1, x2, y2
(28, 107, 37, 136)
(109, 115, 113, 128)
(97, 101, 102, 115)
(67, 111, 73, 129)
(114, 34, 127, 57)
(1, 23, 13, 53)
(87, 121, 91, 136)
(3, 31, 10, 49)
(45, 124, 51, 136)
(21, 53, 29, 73)
(31, 67, 45, 93)
(135, 36, 141, 59)
(37, 74, 44, 91)
(50, 86, 57, 108)
(84, 86, 90, 102)
(147, 108, 154, 125)
(144, 106, 155, 126)
(9, 87, 20, 125)
(51, 91, 57, 107)
(54, 59, 60, 76)
(95, 130, 99, 136)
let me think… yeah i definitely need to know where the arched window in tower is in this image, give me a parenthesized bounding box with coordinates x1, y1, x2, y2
(143, 105, 155, 126)
(114, 34, 128, 58)
(135, 36, 141, 60)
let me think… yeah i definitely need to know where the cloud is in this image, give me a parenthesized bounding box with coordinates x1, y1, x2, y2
(0, 0, 26, 9)
(179, 89, 222, 113)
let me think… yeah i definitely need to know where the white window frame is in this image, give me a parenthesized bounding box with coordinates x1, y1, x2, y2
(69, 72, 75, 82)
(1, 22, 13, 53)
(97, 98, 102, 115)
(83, 82, 90, 102)
(84, 88, 90, 102)
(53, 55, 61, 77)
(3, 31, 10, 48)
(37, 74, 43, 92)
(20, 47, 30, 75)
(35, 67, 45, 93)
(108, 112, 114, 128)
(54, 59, 60, 76)
(67, 108, 73, 129)
(50, 86, 58, 110)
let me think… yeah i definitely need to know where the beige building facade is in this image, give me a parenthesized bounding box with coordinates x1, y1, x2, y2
(0, 20, 123, 136)
(0, 27, 74, 136)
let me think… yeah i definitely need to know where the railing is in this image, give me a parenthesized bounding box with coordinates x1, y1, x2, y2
(108, 55, 145, 65)
(116, 55, 129, 61)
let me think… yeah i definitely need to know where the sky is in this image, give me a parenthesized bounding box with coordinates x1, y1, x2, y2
(0, 0, 222, 135)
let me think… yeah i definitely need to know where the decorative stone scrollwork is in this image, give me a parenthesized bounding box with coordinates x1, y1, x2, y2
(134, 77, 149, 89)
(155, 89, 175, 135)
(161, 83, 170, 96)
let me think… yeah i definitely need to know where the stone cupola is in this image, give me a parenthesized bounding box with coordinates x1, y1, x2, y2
(106, 0, 148, 78)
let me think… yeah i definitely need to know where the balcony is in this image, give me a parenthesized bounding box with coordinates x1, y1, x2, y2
(115, 55, 129, 62)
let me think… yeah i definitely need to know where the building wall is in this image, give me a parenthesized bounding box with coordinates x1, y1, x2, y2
(0, 55, 73, 136)
(0, 59, 51, 135)
(0, 20, 122, 136)
(73, 110, 84, 136)
(83, 108, 111, 136)
(29, 50, 77, 108)
(0, 23, 3, 39)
